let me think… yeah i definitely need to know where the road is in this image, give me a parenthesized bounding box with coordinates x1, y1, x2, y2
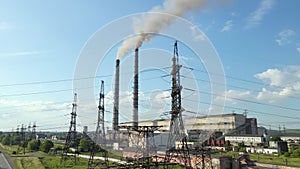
(0, 151, 13, 169)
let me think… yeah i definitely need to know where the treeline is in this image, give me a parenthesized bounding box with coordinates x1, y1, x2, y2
(0, 133, 54, 153)
(0, 132, 96, 154)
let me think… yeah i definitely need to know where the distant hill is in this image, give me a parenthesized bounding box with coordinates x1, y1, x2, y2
(268, 129, 300, 136)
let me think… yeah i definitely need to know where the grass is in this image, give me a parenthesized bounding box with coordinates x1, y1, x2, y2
(40, 156, 94, 169)
(14, 157, 45, 169)
(249, 153, 300, 166)
(218, 151, 300, 167)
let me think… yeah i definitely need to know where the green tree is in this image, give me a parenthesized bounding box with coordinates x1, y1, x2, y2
(283, 152, 290, 157)
(1, 135, 10, 145)
(79, 138, 91, 152)
(269, 135, 282, 141)
(27, 140, 40, 151)
(40, 140, 54, 153)
(12, 135, 21, 145)
(291, 148, 300, 158)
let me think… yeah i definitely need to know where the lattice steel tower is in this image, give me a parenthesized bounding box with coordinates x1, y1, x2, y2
(88, 80, 108, 169)
(61, 93, 78, 166)
(165, 41, 191, 168)
(30, 121, 37, 140)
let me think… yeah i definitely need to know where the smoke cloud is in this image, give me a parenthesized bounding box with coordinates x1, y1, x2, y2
(117, 0, 208, 59)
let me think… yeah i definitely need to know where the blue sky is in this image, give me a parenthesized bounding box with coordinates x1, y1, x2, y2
(1, 0, 300, 132)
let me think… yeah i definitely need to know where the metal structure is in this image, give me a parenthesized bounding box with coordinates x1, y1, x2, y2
(88, 80, 108, 169)
(20, 124, 26, 155)
(120, 125, 162, 169)
(191, 147, 212, 169)
(164, 41, 191, 168)
(30, 121, 37, 140)
(61, 93, 78, 166)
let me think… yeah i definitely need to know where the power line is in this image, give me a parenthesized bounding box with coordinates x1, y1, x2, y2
(182, 98, 300, 121)
(183, 66, 300, 94)
(183, 87, 300, 112)
(182, 75, 300, 101)
(0, 67, 171, 88)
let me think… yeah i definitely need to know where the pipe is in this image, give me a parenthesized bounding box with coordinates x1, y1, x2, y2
(113, 59, 120, 131)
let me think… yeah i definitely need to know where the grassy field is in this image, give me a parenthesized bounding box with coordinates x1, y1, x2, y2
(14, 157, 45, 169)
(249, 153, 300, 166)
(218, 151, 300, 167)
(39, 156, 88, 169)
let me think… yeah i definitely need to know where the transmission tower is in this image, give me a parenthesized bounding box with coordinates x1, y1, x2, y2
(88, 80, 108, 169)
(164, 41, 191, 168)
(30, 121, 37, 140)
(61, 93, 78, 166)
(20, 124, 26, 155)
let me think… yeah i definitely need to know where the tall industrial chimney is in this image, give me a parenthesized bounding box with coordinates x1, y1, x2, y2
(113, 59, 120, 132)
(133, 48, 139, 128)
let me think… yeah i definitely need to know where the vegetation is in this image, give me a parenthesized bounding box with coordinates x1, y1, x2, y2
(14, 157, 45, 169)
(269, 135, 282, 141)
(27, 140, 41, 151)
(40, 140, 54, 153)
(219, 151, 300, 167)
(78, 138, 90, 152)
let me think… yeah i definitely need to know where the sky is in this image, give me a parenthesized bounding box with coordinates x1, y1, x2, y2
(0, 0, 300, 132)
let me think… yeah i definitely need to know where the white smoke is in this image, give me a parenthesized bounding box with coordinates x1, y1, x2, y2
(117, 0, 208, 59)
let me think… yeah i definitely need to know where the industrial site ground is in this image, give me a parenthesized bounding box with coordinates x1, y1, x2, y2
(1, 143, 300, 169)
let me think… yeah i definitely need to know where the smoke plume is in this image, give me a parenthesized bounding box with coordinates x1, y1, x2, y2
(117, 0, 208, 59)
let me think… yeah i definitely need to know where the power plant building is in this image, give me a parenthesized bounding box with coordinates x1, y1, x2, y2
(120, 113, 258, 136)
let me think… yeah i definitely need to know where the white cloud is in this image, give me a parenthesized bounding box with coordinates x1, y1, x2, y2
(215, 90, 254, 104)
(0, 99, 71, 130)
(256, 87, 293, 103)
(254, 65, 300, 102)
(296, 47, 300, 54)
(212, 66, 300, 104)
(245, 0, 274, 29)
(255, 66, 300, 87)
(221, 20, 233, 32)
(0, 22, 14, 30)
(275, 29, 295, 46)
(0, 51, 47, 57)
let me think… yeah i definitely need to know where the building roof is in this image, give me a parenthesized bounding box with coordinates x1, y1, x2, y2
(225, 134, 263, 137)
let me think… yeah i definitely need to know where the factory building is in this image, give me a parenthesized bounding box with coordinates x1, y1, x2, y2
(120, 113, 258, 136)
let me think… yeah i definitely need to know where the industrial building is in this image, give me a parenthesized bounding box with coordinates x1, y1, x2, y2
(120, 112, 258, 138)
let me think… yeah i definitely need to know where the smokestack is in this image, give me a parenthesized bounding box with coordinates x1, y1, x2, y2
(113, 59, 120, 131)
(133, 48, 138, 128)
(117, 0, 208, 58)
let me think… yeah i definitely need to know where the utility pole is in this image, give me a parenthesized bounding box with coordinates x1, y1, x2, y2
(165, 41, 191, 168)
(61, 93, 78, 166)
(88, 80, 108, 169)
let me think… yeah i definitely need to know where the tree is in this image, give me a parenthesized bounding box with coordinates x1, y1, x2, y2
(40, 140, 54, 153)
(269, 135, 282, 141)
(27, 140, 40, 151)
(12, 135, 21, 145)
(291, 148, 300, 158)
(79, 138, 91, 152)
(1, 135, 10, 145)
